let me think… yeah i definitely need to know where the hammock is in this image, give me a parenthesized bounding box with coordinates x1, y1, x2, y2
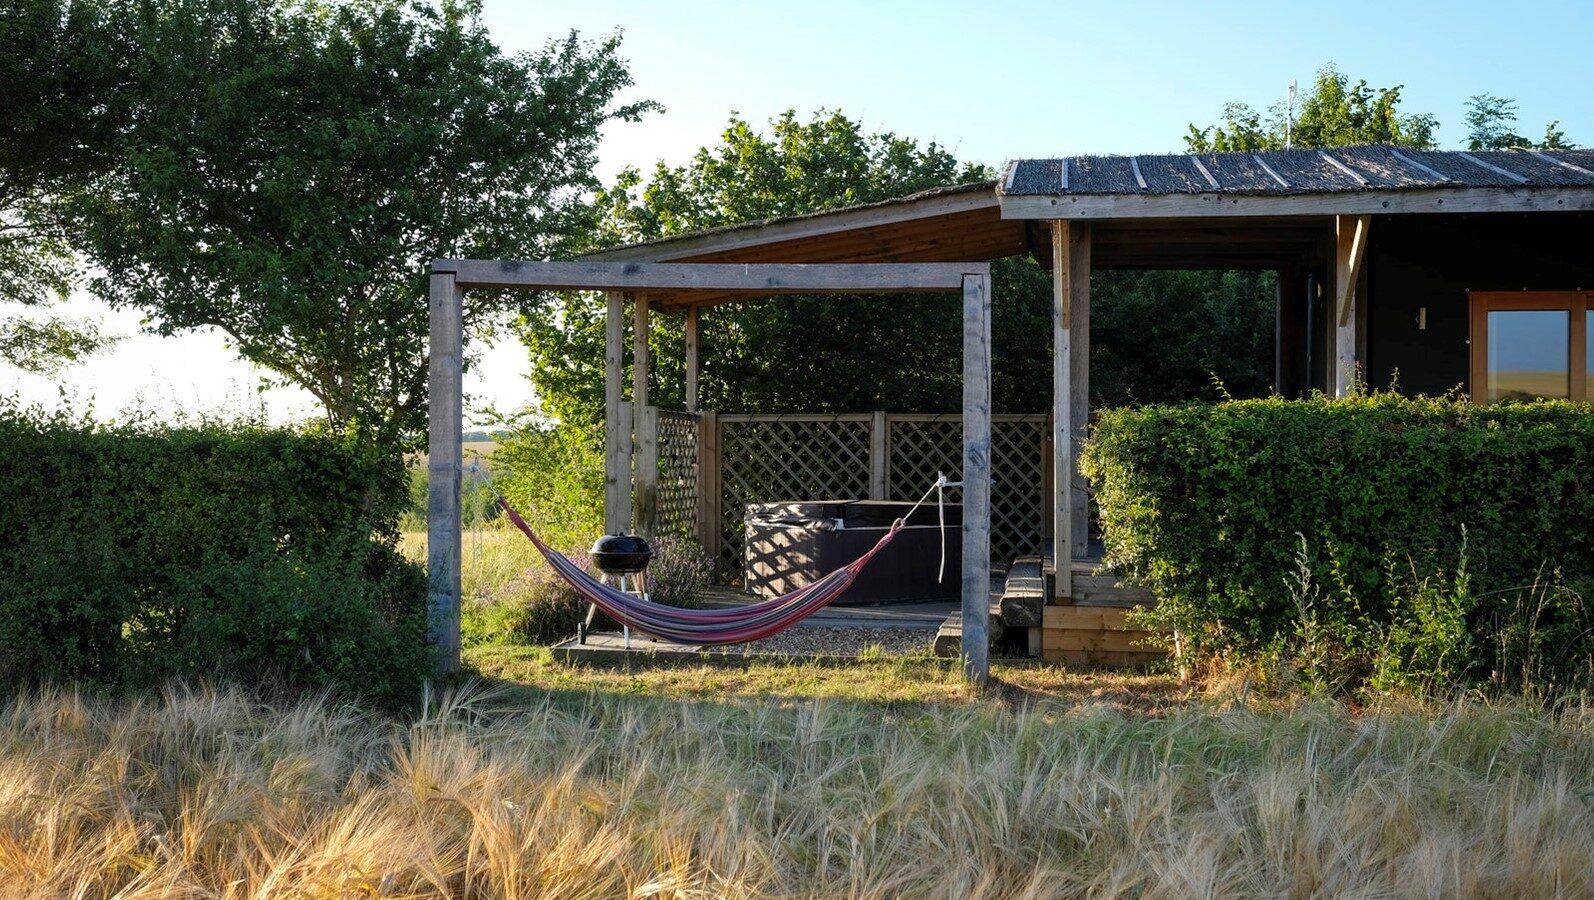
(495, 497, 909, 644)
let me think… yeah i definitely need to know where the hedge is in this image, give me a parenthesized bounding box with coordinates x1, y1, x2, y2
(1082, 393, 1594, 691)
(0, 406, 430, 707)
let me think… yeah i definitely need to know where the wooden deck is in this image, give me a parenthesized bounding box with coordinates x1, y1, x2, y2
(1032, 555, 1166, 666)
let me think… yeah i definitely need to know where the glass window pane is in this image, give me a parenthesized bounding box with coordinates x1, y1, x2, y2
(1487, 309, 1568, 402)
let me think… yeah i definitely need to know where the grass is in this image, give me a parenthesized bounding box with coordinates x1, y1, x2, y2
(4, 678, 1594, 897)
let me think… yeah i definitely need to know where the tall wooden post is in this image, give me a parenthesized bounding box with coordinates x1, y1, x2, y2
(1334, 215, 1369, 397)
(1050, 222, 1073, 598)
(1067, 225, 1091, 562)
(695, 410, 720, 555)
(631, 296, 654, 533)
(603, 291, 631, 534)
(426, 270, 464, 673)
(684, 305, 700, 413)
(869, 410, 888, 499)
(961, 272, 992, 685)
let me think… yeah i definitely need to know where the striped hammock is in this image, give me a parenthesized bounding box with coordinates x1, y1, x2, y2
(495, 497, 906, 645)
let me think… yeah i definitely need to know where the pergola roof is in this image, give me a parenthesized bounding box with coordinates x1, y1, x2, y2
(1001, 146, 1594, 196)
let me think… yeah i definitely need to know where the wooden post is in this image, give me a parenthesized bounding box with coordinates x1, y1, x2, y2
(633, 294, 650, 410)
(869, 410, 888, 499)
(603, 291, 630, 534)
(635, 405, 660, 536)
(684, 305, 700, 413)
(961, 272, 992, 686)
(695, 410, 720, 556)
(426, 271, 464, 674)
(1334, 214, 1369, 397)
(1068, 224, 1091, 562)
(1051, 221, 1072, 600)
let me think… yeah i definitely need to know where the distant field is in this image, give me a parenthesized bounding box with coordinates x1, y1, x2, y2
(406, 439, 499, 467)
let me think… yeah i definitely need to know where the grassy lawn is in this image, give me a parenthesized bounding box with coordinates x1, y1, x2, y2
(6, 658, 1593, 897)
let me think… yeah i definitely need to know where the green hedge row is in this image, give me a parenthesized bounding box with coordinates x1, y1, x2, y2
(0, 407, 430, 707)
(1082, 393, 1594, 691)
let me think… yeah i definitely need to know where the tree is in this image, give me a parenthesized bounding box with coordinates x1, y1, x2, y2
(74, 0, 652, 448)
(1187, 65, 1438, 152)
(0, 0, 124, 373)
(1464, 93, 1576, 151)
(520, 110, 1046, 428)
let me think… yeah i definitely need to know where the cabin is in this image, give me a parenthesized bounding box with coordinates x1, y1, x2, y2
(425, 145, 1594, 681)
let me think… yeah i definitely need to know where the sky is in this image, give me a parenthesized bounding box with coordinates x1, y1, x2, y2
(7, 0, 1591, 426)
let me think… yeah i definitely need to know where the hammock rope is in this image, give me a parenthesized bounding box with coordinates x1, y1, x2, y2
(477, 465, 955, 645)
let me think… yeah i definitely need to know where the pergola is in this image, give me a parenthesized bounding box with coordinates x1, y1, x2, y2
(426, 259, 996, 681)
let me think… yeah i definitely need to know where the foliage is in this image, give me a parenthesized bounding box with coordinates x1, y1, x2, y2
(462, 547, 590, 646)
(0, 403, 430, 707)
(1082, 393, 1594, 695)
(0, 0, 127, 370)
(1464, 93, 1577, 151)
(643, 534, 713, 609)
(12, 681, 1594, 895)
(519, 109, 1057, 422)
(1091, 270, 1277, 406)
(490, 418, 605, 549)
(1185, 64, 1438, 152)
(72, 0, 653, 449)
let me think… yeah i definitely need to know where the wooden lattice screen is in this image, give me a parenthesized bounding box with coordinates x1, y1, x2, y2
(654, 409, 699, 538)
(694, 412, 1049, 578)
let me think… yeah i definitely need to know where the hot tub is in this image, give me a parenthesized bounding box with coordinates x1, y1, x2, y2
(743, 500, 962, 604)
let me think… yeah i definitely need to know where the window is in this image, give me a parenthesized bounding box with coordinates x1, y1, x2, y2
(1470, 292, 1593, 403)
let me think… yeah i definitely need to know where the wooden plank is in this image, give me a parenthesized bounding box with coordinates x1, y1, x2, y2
(438, 259, 987, 293)
(869, 411, 888, 499)
(634, 405, 659, 537)
(1044, 605, 1137, 631)
(1333, 214, 1369, 396)
(581, 186, 999, 262)
(1051, 221, 1072, 601)
(632, 294, 650, 410)
(695, 410, 720, 551)
(603, 291, 631, 534)
(1042, 628, 1160, 654)
(1068, 224, 1091, 560)
(996, 186, 1594, 220)
(961, 272, 992, 685)
(426, 272, 464, 674)
(684, 305, 700, 412)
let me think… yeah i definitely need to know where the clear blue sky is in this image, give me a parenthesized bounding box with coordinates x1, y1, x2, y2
(488, 0, 1591, 183)
(10, 0, 1590, 424)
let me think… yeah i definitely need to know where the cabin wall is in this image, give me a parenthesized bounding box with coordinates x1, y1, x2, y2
(1367, 213, 1594, 396)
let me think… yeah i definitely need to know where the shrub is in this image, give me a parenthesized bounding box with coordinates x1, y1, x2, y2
(644, 534, 712, 608)
(463, 548, 590, 646)
(492, 420, 604, 551)
(1082, 392, 1594, 694)
(0, 404, 430, 707)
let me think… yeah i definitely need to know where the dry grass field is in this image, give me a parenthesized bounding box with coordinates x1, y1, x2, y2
(3, 675, 1593, 898)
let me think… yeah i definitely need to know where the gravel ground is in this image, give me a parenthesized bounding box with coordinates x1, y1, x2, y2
(734, 626, 933, 657)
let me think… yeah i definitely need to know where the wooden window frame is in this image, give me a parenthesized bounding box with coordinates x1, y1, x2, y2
(1469, 291, 1593, 403)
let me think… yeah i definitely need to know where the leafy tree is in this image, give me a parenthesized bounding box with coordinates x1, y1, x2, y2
(521, 110, 1048, 428)
(0, 0, 124, 372)
(1186, 65, 1438, 152)
(74, 0, 652, 449)
(1464, 93, 1577, 151)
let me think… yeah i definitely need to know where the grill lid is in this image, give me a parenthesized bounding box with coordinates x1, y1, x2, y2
(589, 532, 653, 575)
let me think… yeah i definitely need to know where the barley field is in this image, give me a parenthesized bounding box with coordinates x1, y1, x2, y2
(3, 677, 1592, 898)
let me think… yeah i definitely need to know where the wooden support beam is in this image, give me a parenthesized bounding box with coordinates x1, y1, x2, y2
(437, 259, 981, 293)
(684, 305, 700, 412)
(1068, 225, 1091, 561)
(632, 294, 650, 410)
(426, 272, 464, 674)
(603, 291, 631, 534)
(961, 272, 992, 686)
(869, 411, 888, 500)
(634, 404, 659, 537)
(694, 411, 719, 554)
(1334, 214, 1369, 396)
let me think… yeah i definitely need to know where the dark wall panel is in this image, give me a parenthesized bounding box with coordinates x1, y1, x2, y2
(1368, 213, 1594, 397)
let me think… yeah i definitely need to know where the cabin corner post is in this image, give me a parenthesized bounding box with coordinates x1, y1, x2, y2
(1333, 214, 1370, 396)
(1051, 221, 1072, 599)
(426, 269, 464, 674)
(603, 291, 631, 534)
(962, 270, 992, 685)
(684, 305, 700, 413)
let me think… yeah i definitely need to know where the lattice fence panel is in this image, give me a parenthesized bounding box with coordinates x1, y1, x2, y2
(655, 410, 698, 538)
(888, 415, 1048, 564)
(716, 417, 872, 576)
(989, 418, 1048, 563)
